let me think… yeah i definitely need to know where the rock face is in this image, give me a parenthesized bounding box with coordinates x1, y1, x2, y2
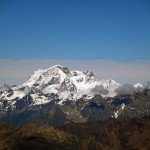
(0, 65, 149, 126)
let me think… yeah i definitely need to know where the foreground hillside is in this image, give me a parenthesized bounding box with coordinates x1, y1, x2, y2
(59, 117, 150, 150)
(0, 122, 77, 150)
(0, 117, 150, 150)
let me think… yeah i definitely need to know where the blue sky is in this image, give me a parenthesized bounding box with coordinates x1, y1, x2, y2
(0, 0, 150, 60)
(0, 0, 150, 85)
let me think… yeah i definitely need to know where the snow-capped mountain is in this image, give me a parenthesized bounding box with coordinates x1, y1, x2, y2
(22, 65, 120, 98)
(0, 65, 148, 126)
(0, 65, 120, 106)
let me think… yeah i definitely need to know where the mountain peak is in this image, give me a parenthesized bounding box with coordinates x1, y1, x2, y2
(0, 84, 11, 92)
(83, 70, 95, 77)
(134, 83, 143, 88)
(47, 65, 70, 74)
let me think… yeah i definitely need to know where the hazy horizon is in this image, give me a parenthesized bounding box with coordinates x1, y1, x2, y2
(0, 0, 150, 85)
(0, 59, 150, 85)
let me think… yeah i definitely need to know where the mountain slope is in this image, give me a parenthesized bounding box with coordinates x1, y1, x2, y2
(0, 117, 150, 150)
(58, 117, 150, 150)
(0, 122, 77, 150)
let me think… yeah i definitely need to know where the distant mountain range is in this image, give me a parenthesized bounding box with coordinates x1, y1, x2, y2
(0, 65, 149, 126)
